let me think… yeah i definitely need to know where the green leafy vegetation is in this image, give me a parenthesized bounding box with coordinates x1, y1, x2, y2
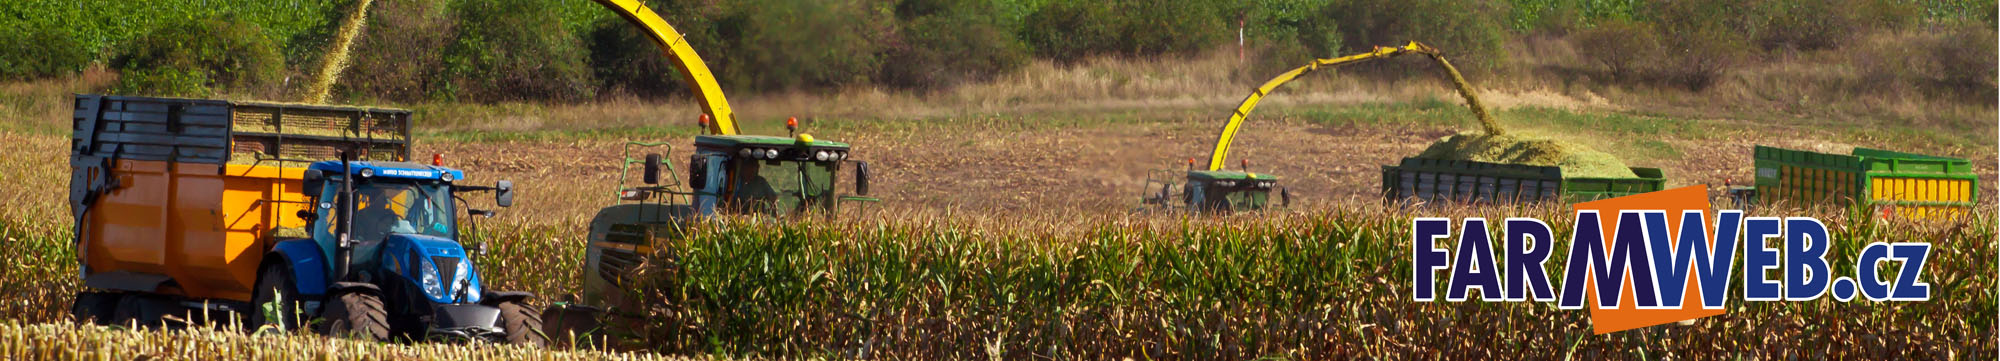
(108, 16, 286, 97)
(2, 0, 1990, 103)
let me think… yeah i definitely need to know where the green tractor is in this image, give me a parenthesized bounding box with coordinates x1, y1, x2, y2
(542, 1, 876, 346)
(1141, 161, 1287, 214)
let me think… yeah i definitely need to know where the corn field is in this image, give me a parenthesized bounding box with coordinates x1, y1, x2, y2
(2, 114, 1995, 359)
(6, 202, 1992, 359)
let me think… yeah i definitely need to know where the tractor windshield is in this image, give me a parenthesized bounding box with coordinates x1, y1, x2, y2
(344, 181, 457, 241)
(731, 159, 836, 215)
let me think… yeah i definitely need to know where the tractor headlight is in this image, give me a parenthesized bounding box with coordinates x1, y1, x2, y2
(440, 172, 454, 182)
(740, 149, 754, 158)
(814, 151, 831, 161)
(765, 149, 780, 159)
(457, 257, 479, 301)
(420, 257, 444, 298)
(359, 168, 375, 178)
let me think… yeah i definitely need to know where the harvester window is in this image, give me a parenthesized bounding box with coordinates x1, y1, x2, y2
(728, 159, 835, 215)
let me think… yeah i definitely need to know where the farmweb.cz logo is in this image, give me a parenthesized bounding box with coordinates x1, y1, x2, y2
(1408, 186, 1934, 334)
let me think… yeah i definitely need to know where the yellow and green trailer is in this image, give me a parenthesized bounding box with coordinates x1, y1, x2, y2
(1737, 145, 1977, 219)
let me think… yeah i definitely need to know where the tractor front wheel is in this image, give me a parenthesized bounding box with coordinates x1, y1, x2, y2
(249, 264, 302, 332)
(317, 291, 390, 341)
(497, 300, 548, 347)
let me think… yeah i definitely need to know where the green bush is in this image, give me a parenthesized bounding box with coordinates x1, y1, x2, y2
(437, 0, 597, 102)
(1318, 0, 1512, 74)
(880, 0, 1030, 90)
(1925, 25, 1997, 99)
(1752, 0, 1917, 52)
(339, 0, 456, 102)
(716, 0, 886, 91)
(0, 28, 92, 80)
(1018, 0, 1120, 62)
(1643, 0, 1754, 91)
(109, 16, 285, 97)
(587, 13, 686, 98)
(1020, 0, 1234, 62)
(587, 0, 723, 98)
(1570, 18, 1659, 80)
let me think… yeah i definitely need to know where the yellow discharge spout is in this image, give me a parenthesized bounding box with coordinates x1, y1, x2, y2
(1204, 41, 1502, 171)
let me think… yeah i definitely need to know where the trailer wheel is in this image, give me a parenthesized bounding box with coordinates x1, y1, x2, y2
(317, 291, 390, 342)
(70, 292, 122, 326)
(497, 300, 548, 347)
(110, 294, 177, 328)
(250, 264, 302, 332)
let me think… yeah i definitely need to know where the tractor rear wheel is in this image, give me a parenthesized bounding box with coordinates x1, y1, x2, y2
(317, 291, 390, 341)
(69, 292, 121, 326)
(497, 300, 548, 346)
(249, 264, 302, 332)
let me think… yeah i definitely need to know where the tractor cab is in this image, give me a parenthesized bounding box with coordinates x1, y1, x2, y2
(1183, 170, 1284, 213)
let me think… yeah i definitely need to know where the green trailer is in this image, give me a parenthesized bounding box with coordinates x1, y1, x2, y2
(1381, 157, 1666, 204)
(1737, 145, 1977, 219)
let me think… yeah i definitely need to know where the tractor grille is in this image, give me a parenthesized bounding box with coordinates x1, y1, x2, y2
(432, 256, 460, 284)
(597, 248, 641, 287)
(603, 224, 650, 246)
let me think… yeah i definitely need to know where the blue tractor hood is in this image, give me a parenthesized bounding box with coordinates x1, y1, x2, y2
(381, 233, 484, 304)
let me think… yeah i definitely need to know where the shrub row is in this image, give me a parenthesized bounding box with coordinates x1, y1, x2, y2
(3, 0, 1987, 101)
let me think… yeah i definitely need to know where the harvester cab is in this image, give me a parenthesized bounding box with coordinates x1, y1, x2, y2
(619, 134, 871, 218)
(1184, 170, 1284, 213)
(264, 155, 543, 344)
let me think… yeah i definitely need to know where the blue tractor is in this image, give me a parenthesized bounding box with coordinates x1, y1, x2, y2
(252, 155, 545, 345)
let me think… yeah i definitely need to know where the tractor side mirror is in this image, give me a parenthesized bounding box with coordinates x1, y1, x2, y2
(302, 169, 325, 196)
(1280, 187, 1292, 207)
(495, 180, 514, 207)
(854, 161, 871, 196)
(688, 155, 708, 190)
(295, 209, 317, 222)
(643, 153, 662, 185)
